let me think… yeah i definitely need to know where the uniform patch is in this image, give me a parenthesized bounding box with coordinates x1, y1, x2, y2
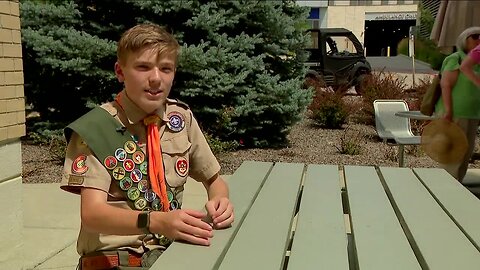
(166, 111, 185, 132)
(112, 167, 126, 180)
(124, 141, 137, 154)
(131, 169, 143, 182)
(132, 151, 145, 164)
(123, 159, 135, 172)
(115, 148, 127, 162)
(68, 175, 84, 185)
(72, 155, 88, 175)
(104, 156, 117, 170)
(175, 157, 188, 177)
(134, 198, 147, 210)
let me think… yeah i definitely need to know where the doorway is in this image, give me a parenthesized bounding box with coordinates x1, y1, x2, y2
(364, 19, 416, 56)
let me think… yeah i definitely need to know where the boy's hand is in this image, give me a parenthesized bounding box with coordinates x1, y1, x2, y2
(153, 209, 213, 246)
(205, 197, 234, 229)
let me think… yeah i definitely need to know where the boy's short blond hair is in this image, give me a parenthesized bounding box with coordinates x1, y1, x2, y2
(117, 24, 180, 64)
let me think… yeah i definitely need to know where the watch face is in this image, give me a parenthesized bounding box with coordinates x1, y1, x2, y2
(137, 211, 150, 233)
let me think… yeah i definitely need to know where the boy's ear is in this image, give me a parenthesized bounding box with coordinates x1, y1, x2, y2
(114, 62, 125, 83)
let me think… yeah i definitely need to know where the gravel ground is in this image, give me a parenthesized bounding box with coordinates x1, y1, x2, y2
(22, 116, 480, 183)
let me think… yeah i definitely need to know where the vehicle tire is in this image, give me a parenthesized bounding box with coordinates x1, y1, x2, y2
(354, 74, 369, 95)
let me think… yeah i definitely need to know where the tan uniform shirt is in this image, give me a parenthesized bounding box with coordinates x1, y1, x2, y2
(60, 90, 220, 255)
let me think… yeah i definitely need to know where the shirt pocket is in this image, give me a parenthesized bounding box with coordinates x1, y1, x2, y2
(161, 134, 191, 188)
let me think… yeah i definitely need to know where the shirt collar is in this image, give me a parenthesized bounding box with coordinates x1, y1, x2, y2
(117, 90, 169, 125)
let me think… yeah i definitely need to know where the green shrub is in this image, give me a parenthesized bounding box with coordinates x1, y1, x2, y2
(305, 77, 351, 129)
(204, 133, 240, 155)
(21, 0, 313, 147)
(397, 38, 447, 70)
(335, 127, 362, 155)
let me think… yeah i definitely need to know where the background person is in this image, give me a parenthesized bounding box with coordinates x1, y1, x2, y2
(460, 41, 480, 87)
(435, 26, 480, 182)
(61, 24, 234, 269)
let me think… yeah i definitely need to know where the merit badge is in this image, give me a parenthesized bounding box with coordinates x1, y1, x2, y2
(104, 156, 117, 170)
(114, 148, 127, 162)
(134, 198, 147, 210)
(123, 159, 135, 172)
(132, 151, 145, 164)
(170, 200, 179, 210)
(130, 169, 143, 182)
(119, 177, 133, 191)
(139, 162, 148, 175)
(145, 189, 156, 202)
(152, 199, 162, 211)
(166, 112, 185, 132)
(112, 167, 126, 181)
(167, 190, 174, 202)
(72, 155, 88, 175)
(137, 179, 149, 193)
(124, 141, 137, 154)
(175, 157, 188, 177)
(127, 187, 140, 201)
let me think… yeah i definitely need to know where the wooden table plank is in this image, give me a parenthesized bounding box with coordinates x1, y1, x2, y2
(344, 166, 421, 270)
(380, 167, 480, 269)
(288, 165, 349, 270)
(218, 163, 305, 270)
(414, 168, 480, 250)
(152, 161, 274, 270)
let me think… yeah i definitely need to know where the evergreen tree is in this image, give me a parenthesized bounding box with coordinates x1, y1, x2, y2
(21, 0, 312, 147)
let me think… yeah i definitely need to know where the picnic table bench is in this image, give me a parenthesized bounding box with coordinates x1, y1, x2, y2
(152, 161, 480, 270)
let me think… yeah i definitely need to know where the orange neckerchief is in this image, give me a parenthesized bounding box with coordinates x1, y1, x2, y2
(143, 115, 170, 211)
(115, 94, 170, 211)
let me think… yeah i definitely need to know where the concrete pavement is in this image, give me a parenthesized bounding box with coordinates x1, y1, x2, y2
(21, 169, 480, 269)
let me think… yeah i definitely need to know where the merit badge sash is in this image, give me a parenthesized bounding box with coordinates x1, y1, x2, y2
(65, 107, 181, 212)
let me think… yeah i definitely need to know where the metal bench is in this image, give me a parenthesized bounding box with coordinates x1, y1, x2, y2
(152, 161, 480, 270)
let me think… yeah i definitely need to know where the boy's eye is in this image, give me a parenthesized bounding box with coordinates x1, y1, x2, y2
(162, 67, 173, 72)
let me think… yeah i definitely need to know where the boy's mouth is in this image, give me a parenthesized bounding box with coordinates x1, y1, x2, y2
(145, 89, 162, 95)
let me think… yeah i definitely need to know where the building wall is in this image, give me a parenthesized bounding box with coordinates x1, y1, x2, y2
(0, 0, 25, 269)
(327, 4, 418, 44)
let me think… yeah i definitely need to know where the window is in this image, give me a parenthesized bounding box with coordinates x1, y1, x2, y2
(326, 35, 359, 55)
(381, 0, 389, 4)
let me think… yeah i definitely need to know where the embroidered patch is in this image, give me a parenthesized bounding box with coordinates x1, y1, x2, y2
(124, 141, 137, 154)
(68, 175, 84, 185)
(166, 111, 185, 132)
(132, 151, 145, 164)
(72, 155, 88, 175)
(175, 157, 188, 177)
(104, 156, 117, 170)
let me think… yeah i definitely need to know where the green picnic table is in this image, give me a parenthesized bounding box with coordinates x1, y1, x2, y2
(152, 161, 480, 270)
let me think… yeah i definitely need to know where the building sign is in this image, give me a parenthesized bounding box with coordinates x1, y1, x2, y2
(365, 12, 417, 21)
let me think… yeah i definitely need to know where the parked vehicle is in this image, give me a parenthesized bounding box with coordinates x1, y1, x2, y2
(305, 28, 371, 94)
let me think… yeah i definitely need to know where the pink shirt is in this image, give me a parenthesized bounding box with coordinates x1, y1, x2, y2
(470, 44, 480, 63)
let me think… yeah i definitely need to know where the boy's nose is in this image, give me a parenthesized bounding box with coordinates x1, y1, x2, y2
(149, 68, 161, 84)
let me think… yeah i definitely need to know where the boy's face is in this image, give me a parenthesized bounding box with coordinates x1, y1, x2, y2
(115, 48, 176, 114)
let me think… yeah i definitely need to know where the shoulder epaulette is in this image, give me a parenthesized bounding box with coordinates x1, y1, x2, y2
(167, 98, 190, 110)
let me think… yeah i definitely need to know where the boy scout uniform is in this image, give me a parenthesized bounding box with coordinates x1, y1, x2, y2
(60, 90, 220, 256)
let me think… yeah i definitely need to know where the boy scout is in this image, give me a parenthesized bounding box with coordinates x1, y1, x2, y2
(60, 24, 234, 269)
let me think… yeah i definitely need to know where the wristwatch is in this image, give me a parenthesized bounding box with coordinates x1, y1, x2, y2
(137, 210, 152, 234)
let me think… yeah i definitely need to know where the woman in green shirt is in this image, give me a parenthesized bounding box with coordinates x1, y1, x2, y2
(435, 26, 480, 182)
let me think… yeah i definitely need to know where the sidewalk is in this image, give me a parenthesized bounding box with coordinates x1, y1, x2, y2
(23, 177, 216, 270)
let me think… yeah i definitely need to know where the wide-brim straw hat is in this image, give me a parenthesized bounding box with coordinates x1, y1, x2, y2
(421, 119, 468, 164)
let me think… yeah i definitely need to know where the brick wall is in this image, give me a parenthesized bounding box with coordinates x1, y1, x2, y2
(0, 1, 24, 269)
(0, 0, 24, 142)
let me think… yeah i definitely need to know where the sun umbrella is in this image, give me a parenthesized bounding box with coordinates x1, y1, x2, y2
(430, 0, 480, 53)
